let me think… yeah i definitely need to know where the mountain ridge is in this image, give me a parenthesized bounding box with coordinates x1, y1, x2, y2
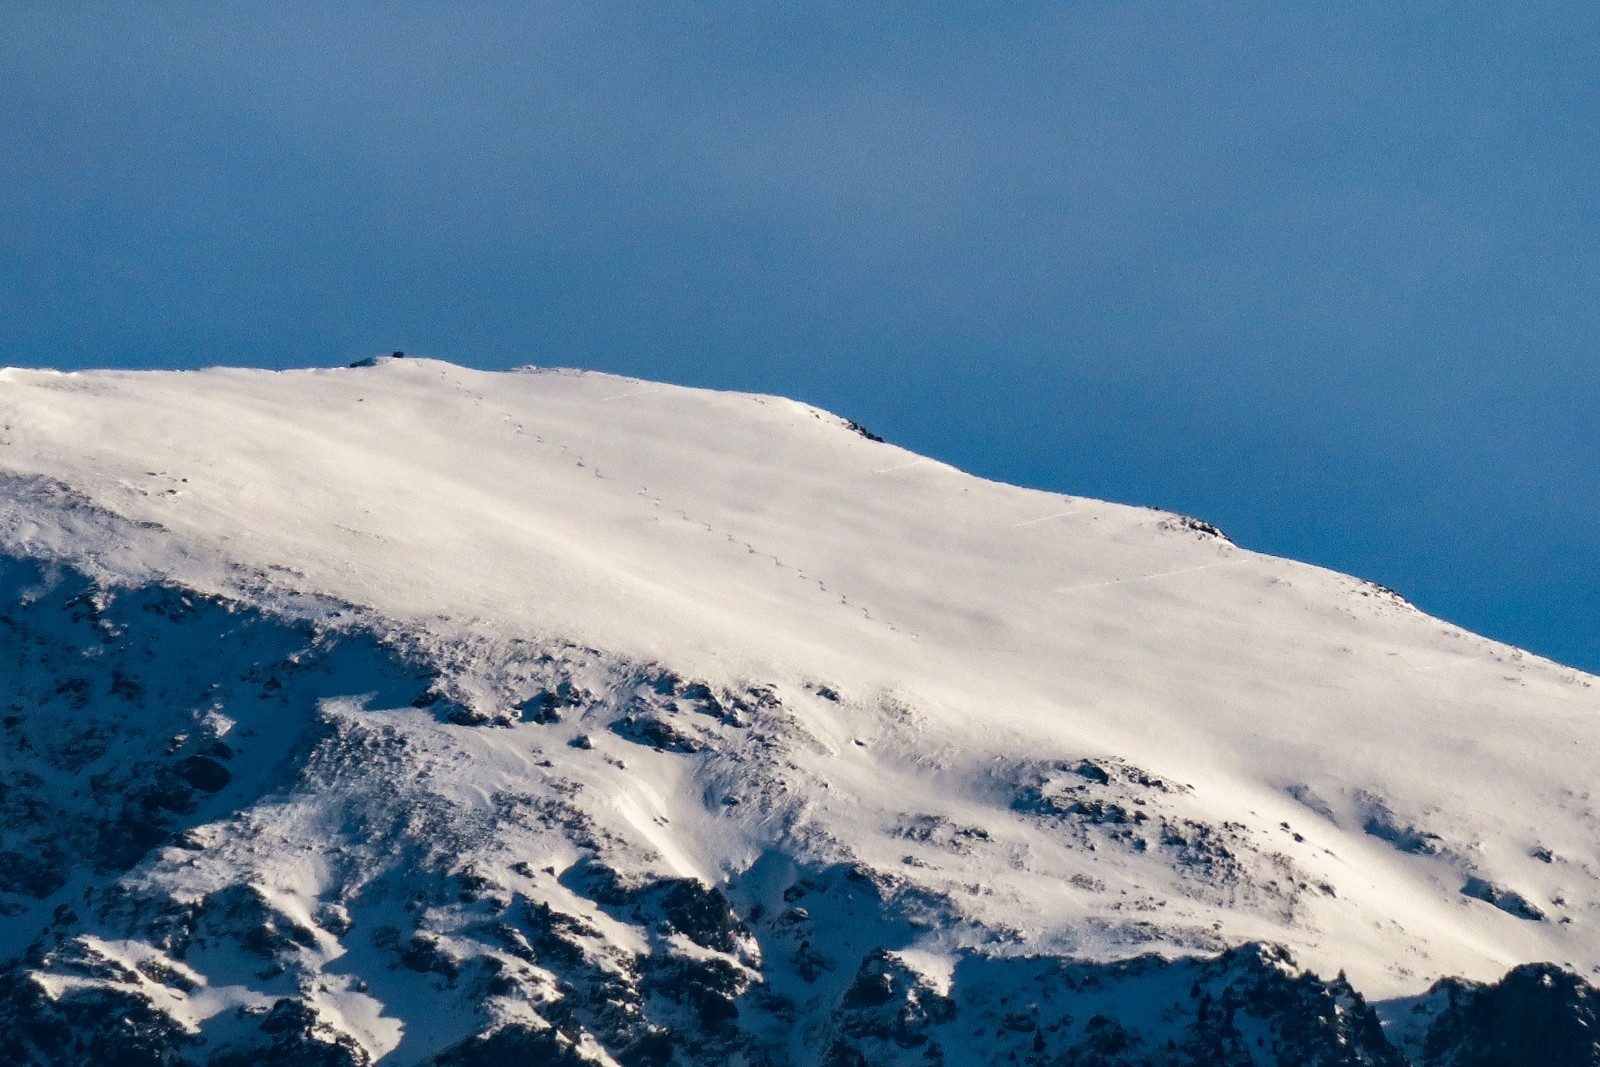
(0, 358, 1595, 1064)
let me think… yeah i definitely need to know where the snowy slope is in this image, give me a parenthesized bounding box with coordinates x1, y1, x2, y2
(0, 357, 1595, 1065)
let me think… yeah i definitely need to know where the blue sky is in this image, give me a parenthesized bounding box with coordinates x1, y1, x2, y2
(3, 3, 1597, 670)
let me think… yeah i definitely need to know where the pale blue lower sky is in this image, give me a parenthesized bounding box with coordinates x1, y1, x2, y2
(3, 3, 1596, 669)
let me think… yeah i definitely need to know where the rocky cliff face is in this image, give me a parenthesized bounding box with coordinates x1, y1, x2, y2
(0, 360, 1597, 1064)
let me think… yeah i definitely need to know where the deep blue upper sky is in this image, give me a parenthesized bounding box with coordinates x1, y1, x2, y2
(4, 4, 1596, 670)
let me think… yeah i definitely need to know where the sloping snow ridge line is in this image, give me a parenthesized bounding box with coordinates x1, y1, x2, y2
(0, 357, 1597, 1066)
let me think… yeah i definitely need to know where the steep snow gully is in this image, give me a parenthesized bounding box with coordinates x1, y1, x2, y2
(0, 357, 1596, 1065)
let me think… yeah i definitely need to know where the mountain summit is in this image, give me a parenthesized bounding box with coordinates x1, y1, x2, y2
(0, 359, 1595, 1065)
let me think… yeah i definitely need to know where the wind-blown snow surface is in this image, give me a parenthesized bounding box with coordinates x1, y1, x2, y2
(0, 357, 1596, 1064)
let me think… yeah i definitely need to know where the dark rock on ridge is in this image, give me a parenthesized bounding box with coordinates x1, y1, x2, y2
(1401, 962, 1600, 1067)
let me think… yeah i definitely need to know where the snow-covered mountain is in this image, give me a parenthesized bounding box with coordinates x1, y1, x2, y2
(0, 356, 1596, 1066)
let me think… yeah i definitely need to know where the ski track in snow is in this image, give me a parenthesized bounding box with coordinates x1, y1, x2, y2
(1011, 508, 1084, 528)
(1053, 558, 1246, 593)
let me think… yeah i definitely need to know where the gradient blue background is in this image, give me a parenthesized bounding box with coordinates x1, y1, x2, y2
(3, 4, 1596, 670)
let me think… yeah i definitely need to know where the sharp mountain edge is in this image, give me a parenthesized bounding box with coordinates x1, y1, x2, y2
(0, 357, 1595, 1066)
